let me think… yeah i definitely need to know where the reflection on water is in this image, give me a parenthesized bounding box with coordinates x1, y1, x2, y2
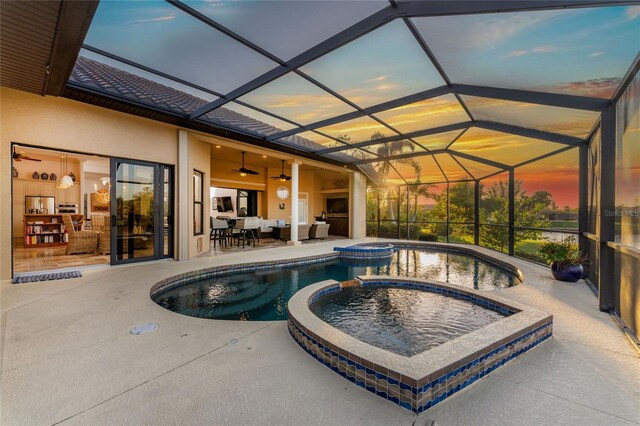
(153, 249, 517, 321)
(311, 286, 508, 357)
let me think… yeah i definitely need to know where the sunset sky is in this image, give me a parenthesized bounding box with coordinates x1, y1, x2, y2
(81, 1, 639, 210)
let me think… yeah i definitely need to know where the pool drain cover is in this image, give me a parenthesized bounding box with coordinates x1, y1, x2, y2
(130, 323, 158, 335)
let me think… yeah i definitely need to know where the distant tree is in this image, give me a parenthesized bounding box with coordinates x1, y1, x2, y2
(429, 179, 554, 249)
(369, 132, 418, 221)
(479, 179, 553, 251)
(431, 182, 475, 219)
(407, 184, 435, 222)
(430, 182, 474, 240)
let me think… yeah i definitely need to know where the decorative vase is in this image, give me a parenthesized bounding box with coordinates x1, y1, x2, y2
(68, 171, 76, 182)
(49, 173, 57, 181)
(40, 172, 49, 180)
(550, 262, 583, 282)
(32, 171, 39, 179)
(12, 167, 18, 178)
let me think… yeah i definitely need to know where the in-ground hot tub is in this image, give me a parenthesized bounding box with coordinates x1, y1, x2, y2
(288, 276, 552, 413)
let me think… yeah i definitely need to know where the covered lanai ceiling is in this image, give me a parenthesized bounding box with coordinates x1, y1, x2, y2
(6, 0, 639, 184)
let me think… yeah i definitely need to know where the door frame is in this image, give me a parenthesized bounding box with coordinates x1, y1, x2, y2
(110, 158, 174, 265)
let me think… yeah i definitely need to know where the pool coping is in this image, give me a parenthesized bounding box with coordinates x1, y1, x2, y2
(287, 276, 552, 413)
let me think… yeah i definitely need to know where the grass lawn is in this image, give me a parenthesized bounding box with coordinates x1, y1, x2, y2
(550, 220, 578, 229)
(515, 239, 546, 263)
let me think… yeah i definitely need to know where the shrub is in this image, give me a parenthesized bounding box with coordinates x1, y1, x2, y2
(539, 237, 581, 268)
(418, 232, 438, 242)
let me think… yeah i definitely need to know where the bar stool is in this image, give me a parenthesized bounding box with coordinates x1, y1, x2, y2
(211, 217, 230, 248)
(233, 217, 260, 248)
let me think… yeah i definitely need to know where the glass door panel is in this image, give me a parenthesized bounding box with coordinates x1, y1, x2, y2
(110, 159, 168, 264)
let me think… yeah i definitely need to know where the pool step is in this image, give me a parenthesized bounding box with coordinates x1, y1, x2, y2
(215, 281, 269, 306)
(186, 284, 283, 319)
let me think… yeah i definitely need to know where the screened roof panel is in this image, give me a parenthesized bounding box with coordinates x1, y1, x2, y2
(360, 161, 405, 186)
(412, 130, 465, 150)
(461, 95, 599, 138)
(433, 154, 473, 181)
(391, 156, 446, 184)
(71, 51, 217, 115)
(314, 116, 397, 145)
(412, 6, 640, 98)
(373, 94, 469, 134)
(455, 157, 503, 180)
(70, 1, 638, 172)
(449, 128, 563, 166)
(300, 20, 446, 108)
(237, 72, 356, 125)
(365, 140, 424, 158)
(182, 0, 387, 61)
(202, 102, 295, 137)
(84, 0, 278, 94)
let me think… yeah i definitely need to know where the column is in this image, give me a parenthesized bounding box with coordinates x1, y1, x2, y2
(598, 105, 616, 311)
(508, 168, 515, 256)
(349, 172, 367, 239)
(177, 130, 189, 260)
(578, 144, 588, 254)
(288, 160, 300, 245)
(474, 179, 480, 245)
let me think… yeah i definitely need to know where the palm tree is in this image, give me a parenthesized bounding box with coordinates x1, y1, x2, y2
(369, 132, 421, 221)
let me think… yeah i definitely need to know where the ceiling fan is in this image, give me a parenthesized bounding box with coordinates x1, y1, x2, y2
(270, 160, 291, 182)
(230, 152, 259, 176)
(12, 147, 42, 162)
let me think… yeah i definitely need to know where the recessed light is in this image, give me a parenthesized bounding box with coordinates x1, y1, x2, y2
(215, 145, 221, 149)
(262, 155, 267, 158)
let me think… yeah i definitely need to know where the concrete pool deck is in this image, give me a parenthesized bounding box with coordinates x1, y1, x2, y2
(1, 238, 639, 425)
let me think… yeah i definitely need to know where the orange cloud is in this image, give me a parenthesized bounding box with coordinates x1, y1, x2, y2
(541, 77, 620, 98)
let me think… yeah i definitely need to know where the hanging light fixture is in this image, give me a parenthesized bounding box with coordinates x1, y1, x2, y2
(56, 153, 70, 189)
(60, 174, 73, 188)
(58, 153, 74, 188)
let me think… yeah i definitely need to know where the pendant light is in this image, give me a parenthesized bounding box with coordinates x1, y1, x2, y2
(56, 154, 69, 189)
(56, 153, 74, 189)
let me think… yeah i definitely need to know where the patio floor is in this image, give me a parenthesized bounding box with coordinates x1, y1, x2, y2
(1, 239, 638, 425)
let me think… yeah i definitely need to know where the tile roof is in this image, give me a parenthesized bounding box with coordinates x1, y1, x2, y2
(70, 55, 364, 162)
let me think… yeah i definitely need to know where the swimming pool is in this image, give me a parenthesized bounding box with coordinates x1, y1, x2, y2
(152, 247, 520, 321)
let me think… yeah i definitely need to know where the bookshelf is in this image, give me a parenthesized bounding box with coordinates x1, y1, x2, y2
(23, 214, 84, 247)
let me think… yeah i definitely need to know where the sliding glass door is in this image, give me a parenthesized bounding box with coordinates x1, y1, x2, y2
(110, 158, 173, 264)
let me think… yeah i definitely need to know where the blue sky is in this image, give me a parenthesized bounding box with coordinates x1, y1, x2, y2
(413, 6, 640, 97)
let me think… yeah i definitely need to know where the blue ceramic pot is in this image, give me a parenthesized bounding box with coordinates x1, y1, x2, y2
(550, 262, 583, 282)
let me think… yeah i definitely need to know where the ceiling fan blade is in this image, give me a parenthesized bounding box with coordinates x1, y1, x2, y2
(13, 157, 21, 162)
(22, 156, 42, 162)
(244, 169, 260, 175)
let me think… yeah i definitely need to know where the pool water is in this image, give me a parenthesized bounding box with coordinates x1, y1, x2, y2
(310, 286, 509, 357)
(153, 249, 518, 321)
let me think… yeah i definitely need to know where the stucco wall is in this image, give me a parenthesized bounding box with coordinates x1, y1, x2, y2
(187, 137, 211, 258)
(266, 167, 319, 224)
(1, 87, 179, 279)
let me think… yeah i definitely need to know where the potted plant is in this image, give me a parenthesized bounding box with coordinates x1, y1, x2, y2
(539, 238, 584, 282)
